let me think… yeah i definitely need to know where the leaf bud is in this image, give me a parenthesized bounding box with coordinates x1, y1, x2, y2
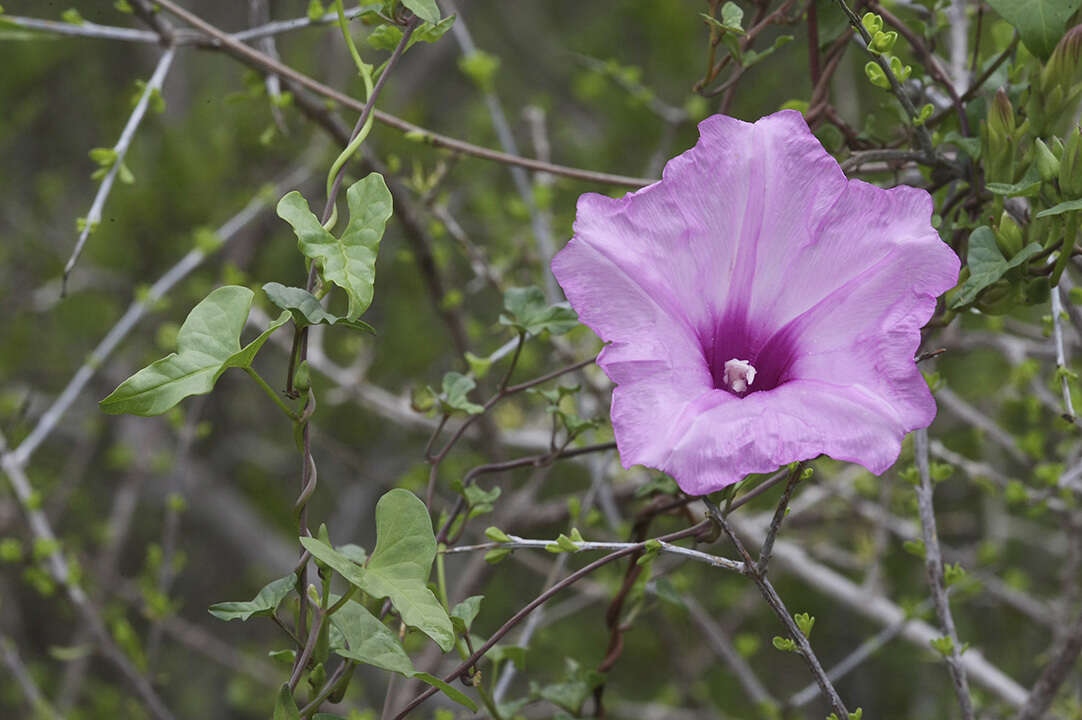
(1035, 138, 1061, 182)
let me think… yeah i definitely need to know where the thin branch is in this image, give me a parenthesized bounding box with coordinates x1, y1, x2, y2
(1013, 599, 1082, 719)
(789, 600, 933, 708)
(446, 533, 745, 573)
(10, 166, 308, 469)
(1051, 286, 1077, 422)
(2, 15, 160, 42)
(0, 431, 176, 720)
(62, 45, 177, 294)
(445, 0, 559, 300)
(704, 498, 850, 719)
(913, 428, 975, 719)
(756, 463, 803, 574)
(391, 522, 712, 719)
(147, 0, 657, 188)
(1, 634, 60, 719)
(830, 0, 940, 162)
(724, 511, 1029, 707)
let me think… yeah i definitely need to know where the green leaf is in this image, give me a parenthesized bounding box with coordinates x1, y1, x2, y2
(413, 672, 478, 711)
(401, 0, 441, 24)
(273, 684, 301, 720)
(99, 287, 289, 416)
(500, 286, 578, 336)
(369, 15, 454, 51)
(985, 0, 1082, 59)
(277, 174, 392, 321)
(208, 574, 295, 622)
(949, 227, 1043, 309)
(1037, 198, 1082, 218)
(450, 595, 483, 634)
(439, 372, 484, 415)
(262, 282, 375, 334)
(363, 490, 454, 651)
(742, 35, 793, 67)
(300, 536, 368, 588)
(720, 1, 744, 31)
(986, 164, 1043, 197)
(330, 601, 415, 675)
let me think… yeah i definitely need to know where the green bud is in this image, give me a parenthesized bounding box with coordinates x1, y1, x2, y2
(1035, 138, 1061, 181)
(864, 61, 890, 89)
(984, 89, 1017, 183)
(870, 30, 898, 54)
(1025, 276, 1052, 305)
(861, 12, 883, 35)
(292, 360, 311, 392)
(1060, 126, 1082, 197)
(996, 211, 1024, 257)
(1040, 25, 1082, 95)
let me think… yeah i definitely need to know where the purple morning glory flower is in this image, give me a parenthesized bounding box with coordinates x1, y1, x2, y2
(551, 110, 959, 495)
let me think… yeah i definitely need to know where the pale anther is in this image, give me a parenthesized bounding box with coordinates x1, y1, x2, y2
(723, 358, 756, 393)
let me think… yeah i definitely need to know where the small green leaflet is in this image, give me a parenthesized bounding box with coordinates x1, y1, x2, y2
(208, 574, 295, 622)
(262, 282, 375, 334)
(500, 286, 578, 336)
(300, 490, 454, 652)
(368, 14, 454, 51)
(99, 286, 289, 416)
(949, 226, 1043, 308)
(1036, 198, 1082, 218)
(401, 0, 441, 24)
(450, 595, 484, 634)
(329, 602, 477, 712)
(985, 0, 1082, 59)
(276, 173, 392, 322)
(439, 372, 484, 415)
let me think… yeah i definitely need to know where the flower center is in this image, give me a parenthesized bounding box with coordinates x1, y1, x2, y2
(722, 358, 756, 393)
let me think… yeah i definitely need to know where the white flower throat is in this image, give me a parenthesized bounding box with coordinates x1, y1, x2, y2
(723, 358, 756, 393)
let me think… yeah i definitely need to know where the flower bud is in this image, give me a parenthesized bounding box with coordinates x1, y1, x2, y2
(1035, 138, 1061, 181)
(1061, 126, 1082, 197)
(984, 90, 1017, 183)
(996, 211, 1024, 258)
(989, 88, 1016, 138)
(1040, 25, 1082, 94)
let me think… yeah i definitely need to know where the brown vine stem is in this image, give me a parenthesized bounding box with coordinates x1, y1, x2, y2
(147, 0, 654, 188)
(390, 520, 716, 719)
(703, 497, 850, 719)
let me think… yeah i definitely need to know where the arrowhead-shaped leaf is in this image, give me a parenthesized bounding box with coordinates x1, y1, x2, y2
(985, 0, 1082, 59)
(300, 492, 454, 652)
(262, 282, 375, 334)
(99, 286, 289, 416)
(362, 489, 454, 651)
(277, 174, 392, 322)
(208, 574, 295, 622)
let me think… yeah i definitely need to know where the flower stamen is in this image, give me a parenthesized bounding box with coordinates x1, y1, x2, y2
(723, 358, 756, 394)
